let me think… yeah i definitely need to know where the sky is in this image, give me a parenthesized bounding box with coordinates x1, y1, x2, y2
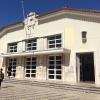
(0, 0, 100, 28)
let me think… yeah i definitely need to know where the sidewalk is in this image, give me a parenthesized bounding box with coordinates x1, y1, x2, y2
(0, 82, 100, 100)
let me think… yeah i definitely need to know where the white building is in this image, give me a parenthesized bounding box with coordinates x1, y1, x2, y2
(0, 8, 100, 84)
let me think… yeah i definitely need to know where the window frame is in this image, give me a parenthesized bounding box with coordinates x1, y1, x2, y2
(8, 42, 17, 53)
(7, 58, 17, 77)
(48, 55, 62, 80)
(47, 34, 62, 49)
(25, 56, 37, 78)
(81, 31, 87, 43)
(25, 38, 37, 51)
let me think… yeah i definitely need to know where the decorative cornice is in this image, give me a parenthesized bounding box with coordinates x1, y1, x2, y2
(0, 8, 100, 37)
(0, 22, 24, 38)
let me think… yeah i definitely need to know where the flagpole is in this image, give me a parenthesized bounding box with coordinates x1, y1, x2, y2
(21, 0, 26, 21)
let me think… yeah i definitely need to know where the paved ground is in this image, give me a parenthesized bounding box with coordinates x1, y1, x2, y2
(0, 82, 100, 100)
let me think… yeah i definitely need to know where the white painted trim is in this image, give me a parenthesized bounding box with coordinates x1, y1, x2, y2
(1, 48, 70, 57)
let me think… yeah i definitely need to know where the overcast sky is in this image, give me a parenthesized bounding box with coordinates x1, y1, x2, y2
(0, 0, 100, 28)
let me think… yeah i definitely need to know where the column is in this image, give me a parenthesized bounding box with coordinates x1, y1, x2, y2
(36, 55, 47, 80)
(17, 41, 25, 53)
(15, 57, 25, 79)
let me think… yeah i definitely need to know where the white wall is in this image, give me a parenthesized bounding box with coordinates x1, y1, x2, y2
(0, 15, 100, 84)
(64, 18, 100, 84)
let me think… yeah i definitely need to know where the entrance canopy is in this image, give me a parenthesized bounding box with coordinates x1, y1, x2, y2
(1, 48, 70, 57)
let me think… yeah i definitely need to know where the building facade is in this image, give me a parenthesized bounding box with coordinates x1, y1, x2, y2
(0, 8, 100, 84)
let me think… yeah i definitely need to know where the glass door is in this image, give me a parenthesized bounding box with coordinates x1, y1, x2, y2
(48, 55, 62, 80)
(25, 57, 37, 78)
(8, 58, 17, 77)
